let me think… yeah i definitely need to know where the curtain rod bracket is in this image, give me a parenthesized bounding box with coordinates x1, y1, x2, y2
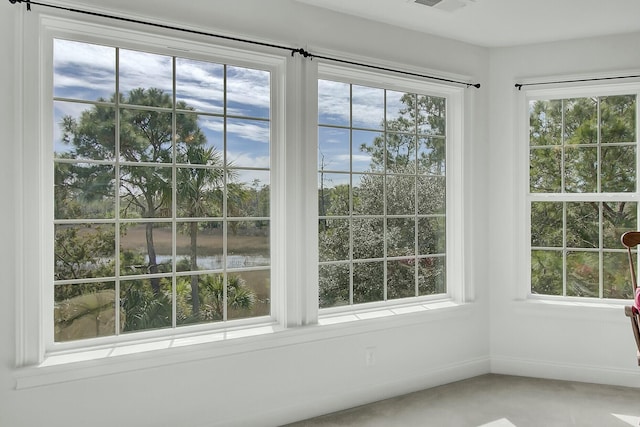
(291, 48, 313, 59)
(9, 0, 31, 10)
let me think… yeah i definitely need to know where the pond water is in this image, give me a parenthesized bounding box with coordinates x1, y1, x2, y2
(150, 254, 269, 270)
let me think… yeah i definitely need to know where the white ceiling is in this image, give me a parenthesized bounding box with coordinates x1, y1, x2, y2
(295, 0, 640, 47)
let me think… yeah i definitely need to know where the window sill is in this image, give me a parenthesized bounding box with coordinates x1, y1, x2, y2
(511, 296, 629, 321)
(14, 299, 470, 390)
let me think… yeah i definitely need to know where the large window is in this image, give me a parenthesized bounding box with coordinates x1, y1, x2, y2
(52, 39, 272, 342)
(318, 77, 448, 309)
(18, 15, 466, 363)
(528, 88, 639, 299)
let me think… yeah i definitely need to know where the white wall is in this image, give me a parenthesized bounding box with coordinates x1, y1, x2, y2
(489, 34, 640, 387)
(0, 1, 490, 426)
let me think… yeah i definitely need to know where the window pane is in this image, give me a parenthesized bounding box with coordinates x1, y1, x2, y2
(352, 85, 384, 129)
(353, 261, 384, 303)
(531, 250, 562, 296)
(55, 162, 115, 220)
(564, 98, 597, 145)
(387, 175, 415, 216)
(319, 127, 350, 172)
(387, 91, 413, 129)
(564, 146, 597, 193)
(55, 282, 117, 342)
(387, 259, 416, 300)
(531, 202, 563, 247)
(603, 202, 637, 249)
(228, 170, 270, 217)
(529, 100, 562, 146)
(119, 49, 173, 102)
(176, 221, 223, 271)
(353, 130, 383, 173)
(121, 278, 173, 333)
(601, 145, 636, 192)
(226, 66, 270, 119)
(227, 118, 270, 168)
(177, 273, 223, 325)
(319, 219, 350, 262)
(566, 251, 599, 297)
(387, 133, 416, 174)
(120, 108, 173, 163)
(353, 218, 384, 259)
(603, 252, 634, 300)
(176, 113, 224, 162)
(120, 223, 173, 275)
(55, 224, 116, 280)
(418, 95, 446, 136)
(601, 95, 636, 144)
(418, 256, 446, 295)
(566, 202, 598, 248)
(227, 269, 270, 320)
(418, 137, 446, 175)
(387, 217, 415, 257)
(530, 147, 562, 193)
(120, 166, 173, 219)
(227, 221, 269, 269)
(319, 263, 350, 308)
(318, 80, 350, 126)
(54, 40, 115, 101)
(319, 174, 350, 217)
(417, 176, 446, 215)
(176, 58, 224, 114)
(353, 174, 384, 215)
(54, 102, 116, 160)
(176, 168, 224, 218)
(418, 217, 446, 255)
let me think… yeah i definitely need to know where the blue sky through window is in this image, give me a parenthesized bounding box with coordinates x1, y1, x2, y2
(53, 39, 271, 185)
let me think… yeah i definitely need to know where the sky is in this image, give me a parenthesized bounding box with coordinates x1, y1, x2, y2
(53, 39, 271, 185)
(53, 39, 444, 193)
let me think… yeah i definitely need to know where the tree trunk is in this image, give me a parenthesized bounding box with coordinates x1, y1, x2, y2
(190, 222, 200, 316)
(145, 221, 161, 294)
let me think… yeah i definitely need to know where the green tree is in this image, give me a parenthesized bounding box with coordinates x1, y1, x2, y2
(176, 144, 226, 316)
(61, 88, 204, 294)
(56, 87, 257, 339)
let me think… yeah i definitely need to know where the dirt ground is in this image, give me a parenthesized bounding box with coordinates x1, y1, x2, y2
(120, 224, 269, 256)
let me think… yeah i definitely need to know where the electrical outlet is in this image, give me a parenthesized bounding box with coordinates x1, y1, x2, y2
(365, 347, 376, 366)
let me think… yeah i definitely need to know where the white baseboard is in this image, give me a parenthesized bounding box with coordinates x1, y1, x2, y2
(491, 355, 640, 388)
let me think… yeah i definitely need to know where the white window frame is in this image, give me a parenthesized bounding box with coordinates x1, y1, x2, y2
(316, 62, 468, 316)
(17, 12, 294, 365)
(518, 80, 640, 303)
(15, 10, 471, 381)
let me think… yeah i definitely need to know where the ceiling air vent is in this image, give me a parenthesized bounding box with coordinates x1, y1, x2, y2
(415, 0, 443, 6)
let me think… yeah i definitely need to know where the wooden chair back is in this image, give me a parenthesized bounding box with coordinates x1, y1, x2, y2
(620, 231, 640, 366)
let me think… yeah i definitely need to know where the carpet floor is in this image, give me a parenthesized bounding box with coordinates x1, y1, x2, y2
(284, 374, 640, 426)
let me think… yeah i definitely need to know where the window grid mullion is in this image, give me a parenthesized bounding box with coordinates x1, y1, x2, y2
(171, 55, 178, 329)
(114, 46, 122, 337)
(349, 84, 354, 306)
(222, 64, 228, 322)
(382, 89, 388, 302)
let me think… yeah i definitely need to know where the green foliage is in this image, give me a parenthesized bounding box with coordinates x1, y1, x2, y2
(318, 89, 447, 307)
(54, 86, 264, 341)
